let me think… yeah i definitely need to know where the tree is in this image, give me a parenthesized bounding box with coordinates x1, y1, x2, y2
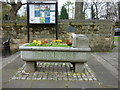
(93, 2, 99, 19)
(4, 0, 26, 20)
(6, 0, 23, 20)
(71, 6, 75, 19)
(58, 11, 61, 19)
(2, 2, 11, 20)
(64, 0, 74, 19)
(99, 2, 118, 20)
(0, 2, 2, 21)
(118, 1, 120, 20)
(83, 1, 91, 19)
(60, 5, 68, 19)
(84, 0, 118, 20)
(91, 5, 95, 19)
(4, 0, 57, 20)
(16, 7, 27, 20)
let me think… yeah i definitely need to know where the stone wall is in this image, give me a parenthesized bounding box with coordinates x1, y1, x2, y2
(1, 20, 115, 53)
(58, 20, 115, 51)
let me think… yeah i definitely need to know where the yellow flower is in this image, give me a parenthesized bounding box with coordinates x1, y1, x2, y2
(37, 41, 42, 45)
(58, 40, 62, 42)
(38, 41, 41, 43)
(53, 40, 62, 42)
(53, 40, 56, 42)
(33, 40, 37, 43)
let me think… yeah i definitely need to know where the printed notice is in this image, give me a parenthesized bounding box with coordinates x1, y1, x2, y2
(29, 4, 56, 24)
(29, 4, 35, 23)
(50, 12, 55, 23)
(50, 4, 55, 10)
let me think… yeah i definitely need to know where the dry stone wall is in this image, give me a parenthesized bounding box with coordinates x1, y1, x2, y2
(1, 20, 115, 52)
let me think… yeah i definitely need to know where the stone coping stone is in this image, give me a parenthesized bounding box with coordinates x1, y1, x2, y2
(19, 43, 91, 52)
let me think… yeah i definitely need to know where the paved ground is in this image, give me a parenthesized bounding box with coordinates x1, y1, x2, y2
(12, 62, 97, 81)
(1, 52, 20, 70)
(93, 41, 119, 78)
(1, 41, 119, 89)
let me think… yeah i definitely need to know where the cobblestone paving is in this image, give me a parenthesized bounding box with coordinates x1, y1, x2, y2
(12, 62, 97, 81)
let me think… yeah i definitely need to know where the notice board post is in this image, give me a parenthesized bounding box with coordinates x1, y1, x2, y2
(55, 2, 58, 40)
(27, 2, 30, 43)
(27, 1, 58, 43)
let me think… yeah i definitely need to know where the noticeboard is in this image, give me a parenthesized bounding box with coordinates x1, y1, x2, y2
(28, 3, 57, 24)
(27, 2, 58, 42)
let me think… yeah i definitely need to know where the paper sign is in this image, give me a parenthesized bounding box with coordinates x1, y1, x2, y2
(29, 4, 56, 24)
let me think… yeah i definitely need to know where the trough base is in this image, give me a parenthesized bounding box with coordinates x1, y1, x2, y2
(25, 61, 85, 73)
(25, 61, 37, 73)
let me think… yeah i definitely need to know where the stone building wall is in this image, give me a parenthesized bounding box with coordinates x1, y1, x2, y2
(1, 20, 115, 53)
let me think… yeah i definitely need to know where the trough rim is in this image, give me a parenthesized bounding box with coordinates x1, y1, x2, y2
(19, 43, 91, 52)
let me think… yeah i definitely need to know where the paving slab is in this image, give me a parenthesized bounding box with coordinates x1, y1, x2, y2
(4, 80, 33, 88)
(87, 54, 118, 88)
(2, 52, 20, 69)
(2, 56, 24, 82)
(67, 81, 102, 88)
(31, 80, 67, 88)
(2, 51, 118, 88)
(91, 53, 118, 78)
(96, 52, 118, 69)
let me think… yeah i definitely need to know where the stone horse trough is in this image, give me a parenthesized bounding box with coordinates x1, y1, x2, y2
(19, 34, 91, 73)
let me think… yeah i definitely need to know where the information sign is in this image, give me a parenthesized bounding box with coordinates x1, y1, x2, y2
(29, 3, 56, 24)
(27, 2, 58, 42)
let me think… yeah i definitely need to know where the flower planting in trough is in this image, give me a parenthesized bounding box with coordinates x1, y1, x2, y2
(19, 34, 91, 74)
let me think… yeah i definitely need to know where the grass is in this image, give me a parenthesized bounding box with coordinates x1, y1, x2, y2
(112, 44, 117, 49)
(47, 44, 71, 47)
(26, 43, 72, 47)
(108, 44, 117, 52)
(114, 36, 120, 42)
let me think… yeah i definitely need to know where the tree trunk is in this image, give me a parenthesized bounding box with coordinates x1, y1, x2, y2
(93, 2, 99, 19)
(106, 2, 109, 20)
(10, 2, 22, 20)
(91, 5, 95, 19)
(118, 1, 120, 28)
(118, 1, 120, 20)
(75, 1, 85, 19)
